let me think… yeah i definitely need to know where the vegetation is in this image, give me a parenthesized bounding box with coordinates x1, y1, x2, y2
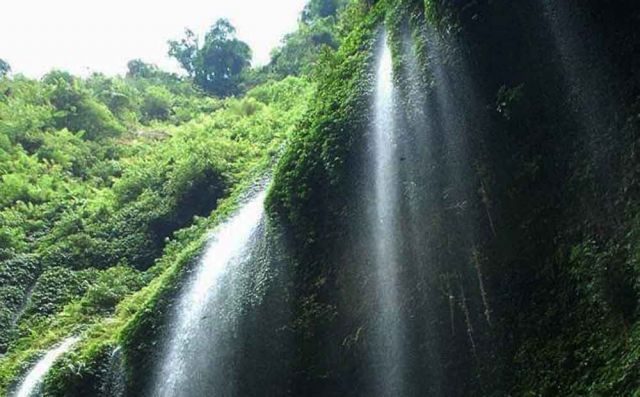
(0, 27, 312, 393)
(0, 59, 10, 78)
(269, 0, 350, 77)
(169, 19, 252, 97)
(3, 0, 640, 396)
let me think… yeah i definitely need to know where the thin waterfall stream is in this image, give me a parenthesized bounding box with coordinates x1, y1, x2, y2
(14, 336, 79, 397)
(152, 189, 267, 397)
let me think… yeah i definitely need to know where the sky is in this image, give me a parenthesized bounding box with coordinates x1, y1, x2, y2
(0, 0, 307, 78)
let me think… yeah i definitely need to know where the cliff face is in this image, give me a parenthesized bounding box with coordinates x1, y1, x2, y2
(267, 0, 640, 395)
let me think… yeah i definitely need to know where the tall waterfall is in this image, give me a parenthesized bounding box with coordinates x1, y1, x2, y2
(152, 190, 267, 397)
(14, 336, 79, 397)
(370, 36, 406, 396)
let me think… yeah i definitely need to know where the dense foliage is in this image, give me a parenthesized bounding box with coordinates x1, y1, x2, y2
(0, 48, 312, 394)
(0, 59, 10, 78)
(269, 0, 350, 77)
(169, 19, 252, 97)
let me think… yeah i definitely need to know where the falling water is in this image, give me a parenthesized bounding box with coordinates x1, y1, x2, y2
(102, 347, 126, 397)
(153, 189, 266, 397)
(370, 35, 406, 396)
(14, 336, 79, 397)
(540, 0, 620, 188)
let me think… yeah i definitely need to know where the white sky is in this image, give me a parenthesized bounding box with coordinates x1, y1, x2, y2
(0, 0, 307, 78)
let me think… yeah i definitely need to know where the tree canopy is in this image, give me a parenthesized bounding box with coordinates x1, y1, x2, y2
(0, 59, 10, 77)
(301, 0, 346, 22)
(268, 0, 347, 77)
(169, 19, 252, 97)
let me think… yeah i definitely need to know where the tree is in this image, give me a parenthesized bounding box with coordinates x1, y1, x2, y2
(268, 0, 347, 77)
(126, 59, 158, 79)
(42, 70, 124, 140)
(140, 85, 174, 122)
(168, 29, 198, 77)
(169, 19, 252, 97)
(301, 0, 344, 22)
(0, 59, 10, 77)
(270, 19, 338, 76)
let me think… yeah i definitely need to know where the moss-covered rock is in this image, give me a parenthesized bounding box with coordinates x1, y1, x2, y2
(266, 0, 640, 395)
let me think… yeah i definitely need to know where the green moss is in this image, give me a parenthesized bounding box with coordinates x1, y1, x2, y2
(266, 0, 383, 238)
(43, 340, 117, 397)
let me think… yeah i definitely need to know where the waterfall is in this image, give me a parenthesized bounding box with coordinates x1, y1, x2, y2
(102, 347, 125, 397)
(152, 189, 267, 397)
(14, 336, 79, 397)
(370, 35, 406, 396)
(540, 0, 621, 186)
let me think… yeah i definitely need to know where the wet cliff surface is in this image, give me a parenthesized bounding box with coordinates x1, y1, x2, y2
(266, 0, 640, 395)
